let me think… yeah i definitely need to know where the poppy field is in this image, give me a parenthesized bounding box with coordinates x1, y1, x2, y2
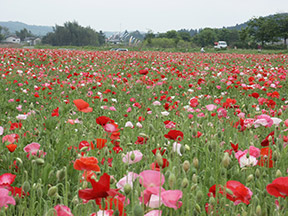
(0, 48, 288, 216)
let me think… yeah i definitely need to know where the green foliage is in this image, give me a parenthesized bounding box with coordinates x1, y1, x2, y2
(16, 28, 34, 41)
(246, 13, 288, 47)
(0, 26, 4, 42)
(42, 21, 105, 46)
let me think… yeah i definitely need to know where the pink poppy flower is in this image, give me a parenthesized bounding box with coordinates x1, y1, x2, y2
(0, 173, 16, 185)
(235, 146, 260, 168)
(122, 150, 143, 164)
(54, 204, 73, 216)
(124, 121, 134, 128)
(144, 210, 162, 216)
(0, 126, 3, 135)
(217, 108, 227, 118)
(161, 190, 183, 209)
(103, 123, 118, 133)
(116, 172, 139, 192)
(23, 142, 46, 158)
(206, 104, 217, 111)
(139, 186, 165, 208)
(285, 119, 288, 127)
(90, 210, 114, 216)
(2, 134, 18, 144)
(254, 114, 273, 128)
(0, 188, 16, 208)
(139, 170, 165, 188)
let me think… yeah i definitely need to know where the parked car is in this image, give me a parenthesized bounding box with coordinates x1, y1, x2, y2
(214, 41, 227, 49)
(110, 48, 129, 51)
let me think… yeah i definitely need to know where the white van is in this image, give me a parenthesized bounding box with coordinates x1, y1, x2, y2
(214, 41, 227, 49)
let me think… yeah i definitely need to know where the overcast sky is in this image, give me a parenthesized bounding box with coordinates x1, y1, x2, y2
(1, 0, 287, 32)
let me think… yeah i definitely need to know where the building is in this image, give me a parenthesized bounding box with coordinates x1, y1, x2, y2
(3, 36, 21, 44)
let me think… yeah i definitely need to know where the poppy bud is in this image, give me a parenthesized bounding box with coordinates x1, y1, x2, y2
(22, 181, 30, 193)
(247, 174, 254, 182)
(268, 135, 273, 142)
(184, 144, 190, 151)
(193, 157, 199, 169)
(80, 146, 89, 152)
(48, 170, 54, 179)
(124, 183, 131, 195)
(273, 151, 280, 161)
(190, 184, 197, 192)
(222, 152, 230, 168)
(180, 145, 185, 155)
(72, 195, 79, 205)
(275, 169, 282, 178)
(195, 204, 201, 213)
(56, 169, 65, 182)
(209, 196, 216, 205)
(196, 190, 203, 202)
(133, 204, 144, 216)
(255, 168, 261, 178)
(130, 152, 136, 161)
(156, 152, 163, 167)
(256, 205, 261, 216)
(35, 158, 45, 166)
(48, 186, 58, 197)
(37, 186, 43, 199)
(168, 173, 176, 189)
(16, 157, 23, 166)
(183, 160, 190, 172)
(242, 211, 248, 216)
(104, 147, 110, 156)
(139, 132, 149, 139)
(192, 174, 197, 184)
(181, 177, 189, 188)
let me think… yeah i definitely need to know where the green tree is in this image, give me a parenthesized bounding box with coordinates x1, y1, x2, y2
(0, 26, 4, 42)
(193, 28, 217, 47)
(42, 21, 103, 46)
(16, 28, 34, 41)
(274, 13, 288, 46)
(247, 16, 279, 46)
(144, 30, 155, 47)
(178, 31, 191, 42)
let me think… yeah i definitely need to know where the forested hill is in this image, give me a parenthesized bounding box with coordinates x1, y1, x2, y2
(0, 21, 53, 36)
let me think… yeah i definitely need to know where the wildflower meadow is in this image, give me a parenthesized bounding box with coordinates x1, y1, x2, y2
(0, 48, 288, 216)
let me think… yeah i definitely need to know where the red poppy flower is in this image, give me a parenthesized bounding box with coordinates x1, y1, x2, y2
(152, 147, 166, 156)
(9, 122, 22, 131)
(78, 140, 91, 150)
(6, 144, 17, 153)
(266, 177, 288, 198)
(73, 157, 100, 172)
(78, 173, 120, 204)
(258, 147, 273, 168)
(251, 92, 260, 99)
(73, 99, 93, 113)
(164, 130, 184, 141)
(189, 98, 199, 107)
(150, 158, 169, 171)
(261, 131, 275, 146)
(135, 136, 148, 145)
(99, 197, 126, 216)
(139, 69, 148, 75)
(51, 107, 59, 117)
(96, 116, 114, 126)
(95, 138, 107, 150)
(208, 180, 252, 205)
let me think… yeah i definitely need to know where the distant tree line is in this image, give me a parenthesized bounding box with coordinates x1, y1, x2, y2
(143, 13, 288, 49)
(42, 21, 105, 46)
